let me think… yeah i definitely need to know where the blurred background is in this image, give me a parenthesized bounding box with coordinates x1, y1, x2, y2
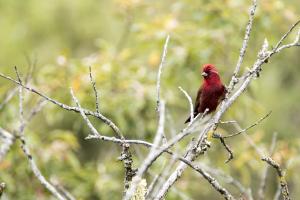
(0, 0, 299, 199)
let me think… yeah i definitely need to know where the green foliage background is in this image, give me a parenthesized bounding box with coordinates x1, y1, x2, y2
(0, 0, 299, 199)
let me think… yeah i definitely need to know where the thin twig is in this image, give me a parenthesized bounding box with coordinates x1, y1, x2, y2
(147, 157, 177, 199)
(233, 121, 290, 200)
(227, 0, 257, 93)
(178, 86, 194, 125)
(0, 64, 35, 110)
(257, 133, 278, 200)
(175, 158, 235, 200)
(0, 128, 15, 162)
(26, 99, 47, 122)
(54, 185, 76, 200)
(156, 35, 170, 113)
(15, 68, 66, 200)
(223, 111, 272, 139)
(199, 164, 253, 200)
(213, 133, 234, 163)
(70, 88, 135, 196)
(273, 183, 281, 200)
(273, 20, 300, 51)
(261, 157, 290, 200)
(147, 174, 160, 198)
(0, 87, 18, 110)
(212, 112, 271, 163)
(0, 71, 123, 139)
(148, 170, 193, 200)
(219, 120, 237, 124)
(88, 66, 100, 114)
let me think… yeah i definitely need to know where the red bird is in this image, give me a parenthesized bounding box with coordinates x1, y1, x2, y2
(185, 64, 226, 123)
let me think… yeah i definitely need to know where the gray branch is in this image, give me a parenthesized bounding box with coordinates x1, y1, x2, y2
(88, 66, 100, 114)
(16, 70, 67, 200)
(227, 0, 257, 93)
(156, 35, 170, 113)
(0, 72, 123, 139)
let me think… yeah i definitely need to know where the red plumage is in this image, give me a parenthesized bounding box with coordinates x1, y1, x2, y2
(185, 64, 226, 123)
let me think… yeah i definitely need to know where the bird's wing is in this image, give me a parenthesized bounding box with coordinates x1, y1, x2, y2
(193, 87, 202, 115)
(219, 85, 227, 102)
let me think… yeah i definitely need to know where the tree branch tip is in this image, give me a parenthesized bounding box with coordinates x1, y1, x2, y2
(225, 154, 234, 164)
(85, 135, 93, 140)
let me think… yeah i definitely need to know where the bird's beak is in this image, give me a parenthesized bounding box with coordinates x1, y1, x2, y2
(201, 72, 208, 77)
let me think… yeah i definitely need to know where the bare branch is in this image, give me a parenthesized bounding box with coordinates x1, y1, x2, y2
(273, 20, 300, 51)
(19, 137, 67, 200)
(15, 68, 66, 200)
(0, 87, 18, 110)
(223, 111, 272, 139)
(70, 88, 135, 196)
(178, 86, 194, 125)
(177, 159, 235, 200)
(0, 64, 35, 111)
(199, 164, 253, 200)
(119, 143, 136, 195)
(88, 66, 100, 114)
(147, 157, 177, 199)
(53, 184, 76, 200)
(261, 157, 290, 200)
(258, 133, 278, 200)
(70, 89, 105, 137)
(213, 133, 234, 163)
(0, 127, 15, 162)
(26, 99, 47, 122)
(227, 0, 257, 92)
(219, 120, 237, 124)
(146, 146, 235, 200)
(124, 101, 166, 200)
(156, 35, 170, 113)
(0, 71, 123, 139)
(273, 183, 281, 200)
(233, 121, 290, 200)
(147, 174, 160, 198)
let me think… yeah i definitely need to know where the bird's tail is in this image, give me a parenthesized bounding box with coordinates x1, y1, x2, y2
(184, 112, 198, 124)
(184, 117, 190, 124)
